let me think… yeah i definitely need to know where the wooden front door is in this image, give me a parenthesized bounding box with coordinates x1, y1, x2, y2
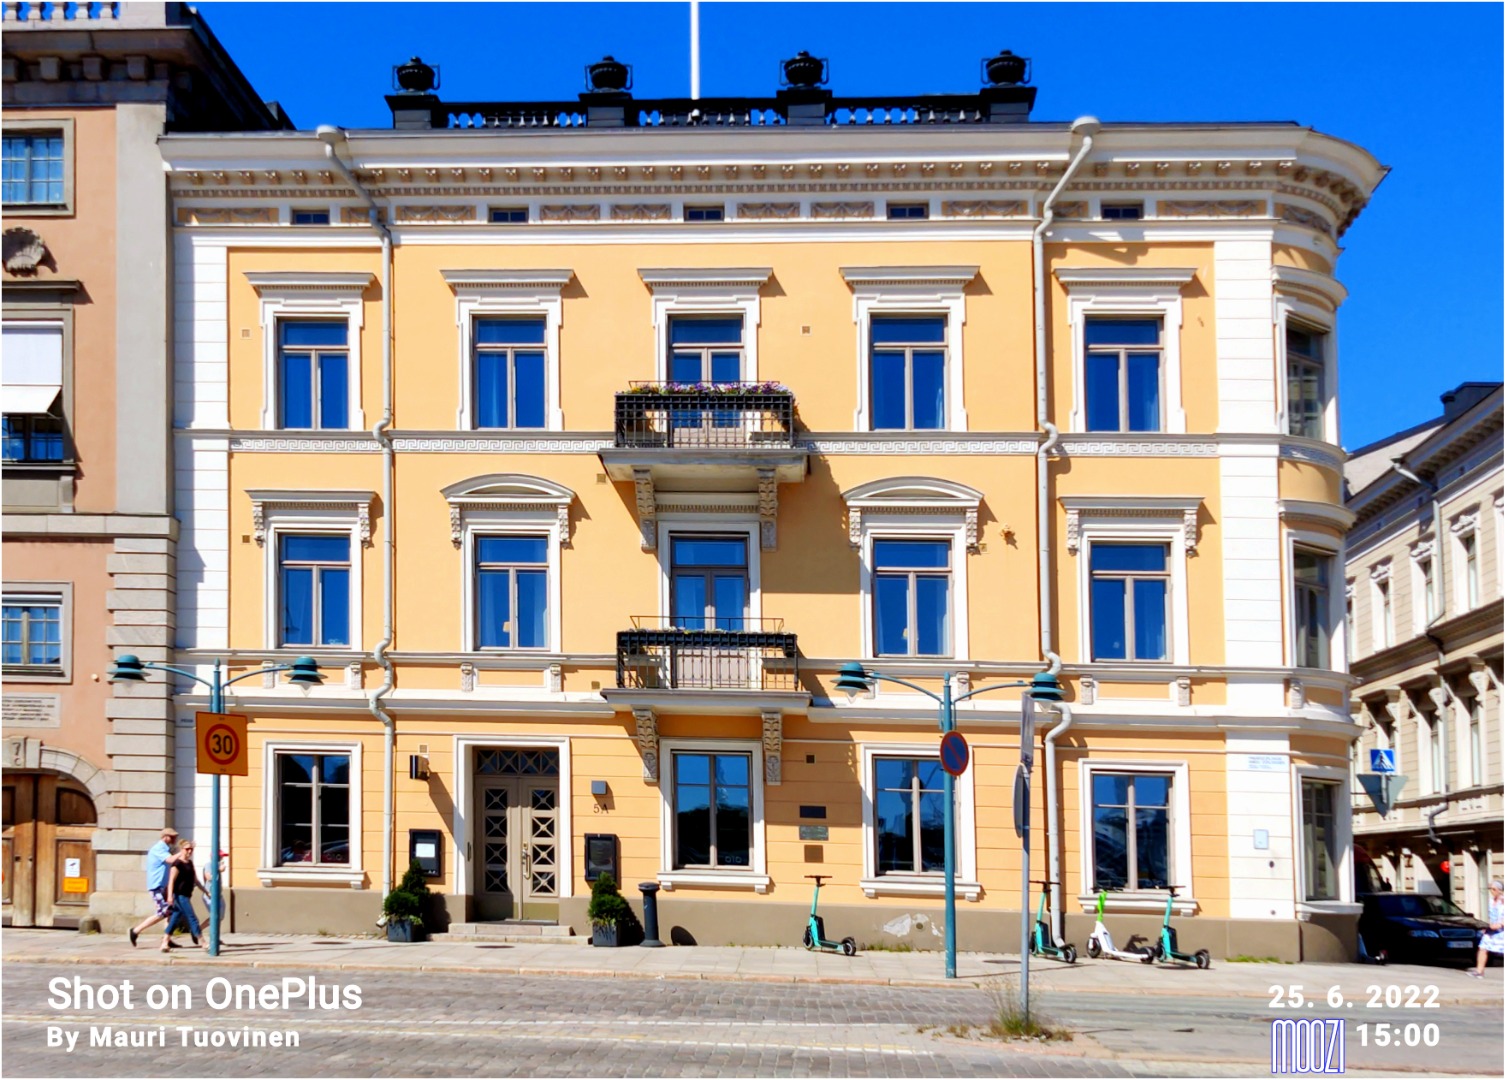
(2, 774, 97, 928)
(472, 748, 560, 921)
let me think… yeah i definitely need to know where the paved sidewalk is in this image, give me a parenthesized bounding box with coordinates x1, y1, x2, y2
(5, 927, 1502, 1003)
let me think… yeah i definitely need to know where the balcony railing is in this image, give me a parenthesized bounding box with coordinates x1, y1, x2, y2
(616, 617, 800, 692)
(614, 384, 795, 450)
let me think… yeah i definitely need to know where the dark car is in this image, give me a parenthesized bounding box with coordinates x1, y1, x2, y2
(1358, 893, 1487, 965)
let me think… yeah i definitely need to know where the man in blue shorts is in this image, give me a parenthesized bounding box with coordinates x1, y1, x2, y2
(128, 827, 184, 947)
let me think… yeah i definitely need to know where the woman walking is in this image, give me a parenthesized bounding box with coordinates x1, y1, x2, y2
(163, 840, 210, 952)
(1469, 879, 1504, 978)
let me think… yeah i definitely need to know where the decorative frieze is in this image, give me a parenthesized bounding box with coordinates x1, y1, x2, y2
(611, 203, 671, 221)
(810, 201, 874, 219)
(249, 490, 374, 547)
(736, 202, 800, 220)
(762, 710, 782, 785)
(176, 206, 278, 225)
(941, 199, 1027, 218)
(394, 204, 476, 222)
(1061, 498, 1200, 555)
(1157, 200, 1262, 218)
(1276, 202, 1334, 236)
(539, 204, 601, 222)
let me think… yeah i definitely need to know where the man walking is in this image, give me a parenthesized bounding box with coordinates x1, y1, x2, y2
(128, 827, 184, 947)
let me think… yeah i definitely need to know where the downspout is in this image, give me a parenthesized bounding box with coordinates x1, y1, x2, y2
(319, 126, 398, 897)
(1033, 117, 1099, 939)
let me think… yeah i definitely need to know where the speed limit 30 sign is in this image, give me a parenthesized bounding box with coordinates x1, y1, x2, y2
(196, 712, 250, 776)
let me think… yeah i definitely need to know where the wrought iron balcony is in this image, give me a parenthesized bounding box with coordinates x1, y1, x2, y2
(614, 383, 796, 450)
(616, 617, 800, 692)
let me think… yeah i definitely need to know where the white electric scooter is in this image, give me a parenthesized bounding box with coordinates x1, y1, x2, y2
(1085, 890, 1155, 963)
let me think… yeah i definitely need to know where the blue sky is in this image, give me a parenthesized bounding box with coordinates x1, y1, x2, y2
(202, 2, 1502, 450)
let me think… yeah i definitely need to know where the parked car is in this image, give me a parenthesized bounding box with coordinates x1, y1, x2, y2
(1358, 893, 1487, 965)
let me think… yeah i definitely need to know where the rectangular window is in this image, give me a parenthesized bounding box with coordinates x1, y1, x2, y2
(2, 322, 67, 462)
(278, 321, 349, 430)
(887, 202, 929, 220)
(1301, 779, 1338, 901)
(1091, 773, 1171, 890)
(672, 752, 751, 869)
(1101, 201, 1143, 220)
(668, 316, 743, 384)
(870, 315, 945, 430)
(670, 535, 747, 631)
(276, 752, 350, 866)
(1286, 324, 1326, 439)
(1, 132, 64, 205)
(1376, 579, 1393, 649)
(279, 535, 350, 647)
(1419, 557, 1437, 624)
(1345, 585, 1355, 650)
(1461, 533, 1479, 608)
(1293, 548, 1331, 668)
(474, 318, 546, 429)
(1085, 318, 1162, 432)
(2, 597, 62, 669)
(873, 539, 951, 657)
(475, 535, 548, 649)
(685, 204, 725, 222)
(1090, 543, 1169, 661)
(292, 209, 330, 225)
(1429, 713, 1446, 794)
(1469, 697, 1483, 787)
(873, 757, 946, 874)
(489, 206, 529, 224)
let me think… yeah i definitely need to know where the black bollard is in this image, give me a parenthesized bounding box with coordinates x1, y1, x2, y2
(638, 882, 664, 947)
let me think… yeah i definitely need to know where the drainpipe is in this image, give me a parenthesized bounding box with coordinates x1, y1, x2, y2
(318, 126, 398, 897)
(1033, 117, 1098, 940)
(1043, 702, 1073, 939)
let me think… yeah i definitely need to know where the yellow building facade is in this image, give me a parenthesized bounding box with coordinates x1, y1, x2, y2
(156, 66, 1386, 960)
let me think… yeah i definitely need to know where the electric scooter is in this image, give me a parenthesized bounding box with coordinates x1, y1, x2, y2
(802, 875, 857, 956)
(1148, 885, 1210, 969)
(1085, 890, 1155, 963)
(1028, 879, 1077, 964)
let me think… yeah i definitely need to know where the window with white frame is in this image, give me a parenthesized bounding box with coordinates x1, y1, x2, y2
(1089, 542, 1170, 662)
(1285, 323, 1327, 440)
(259, 739, 363, 885)
(1458, 528, 1480, 609)
(445, 474, 572, 654)
(1273, 266, 1344, 444)
(2, 320, 68, 464)
(2, 121, 72, 211)
(1414, 549, 1438, 627)
(859, 743, 979, 899)
(1087, 769, 1176, 891)
(1427, 709, 1447, 794)
(247, 272, 371, 431)
(841, 266, 976, 432)
(1300, 779, 1339, 901)
(668, 315, 744, 385)
(657, 737, 767, 891)
(843, 479, 979, 663)
(1056, 266, 1194, 435)
(2, 587, 67, 678)
(1292, 547, 1333, 669)
(640, 267, 770, 385)
(1469, 696, 1484, 787)
(1372, 574, 1393, 650)
(1345, 581, 1355, 652)
(443, 269, 571, 432)
(670, 534, 748, 631)
(1084, 317, 1163, 432)
(250, 489, 371, 652)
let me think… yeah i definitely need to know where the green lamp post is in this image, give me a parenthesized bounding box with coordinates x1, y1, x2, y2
(110, 654, 323, 956)
(835, 662, 1061, 980)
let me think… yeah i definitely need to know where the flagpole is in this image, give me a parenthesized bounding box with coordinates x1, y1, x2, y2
(689, 0, 700, 99)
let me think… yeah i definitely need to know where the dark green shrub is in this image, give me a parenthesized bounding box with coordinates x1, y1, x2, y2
(586, 872, 633, 928)
(382, 858, 430, 928)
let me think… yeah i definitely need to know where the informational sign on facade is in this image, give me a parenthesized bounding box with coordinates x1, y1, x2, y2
(1370, 748, 1397, 774)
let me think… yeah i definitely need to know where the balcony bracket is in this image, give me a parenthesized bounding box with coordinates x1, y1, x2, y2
(758, 469, 778, 551)
(762, 709, 782, 784)
(633, 706, 660, 784)
(634, 468, 658, 551)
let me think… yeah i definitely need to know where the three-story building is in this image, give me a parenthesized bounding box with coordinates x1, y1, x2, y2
(158, 52, 1384, 959)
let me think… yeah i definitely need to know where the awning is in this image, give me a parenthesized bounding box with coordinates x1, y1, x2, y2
(4, 384, 60, 415)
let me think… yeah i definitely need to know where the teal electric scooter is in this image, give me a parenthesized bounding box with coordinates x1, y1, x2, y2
(1028, 879, 1077, 964)
(1086, 890, 1155, 963)
(1148, 885, 1210, 968)
(802, 875, 857, 956)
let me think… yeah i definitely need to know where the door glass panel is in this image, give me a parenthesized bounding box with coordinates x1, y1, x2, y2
(670, 354, 703, 383)
(710, 352, 741, 384)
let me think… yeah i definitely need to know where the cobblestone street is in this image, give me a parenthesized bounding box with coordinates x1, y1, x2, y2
(5, 960, 1502, 1077)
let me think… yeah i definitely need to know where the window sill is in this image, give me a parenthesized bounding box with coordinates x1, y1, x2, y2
(3, 666, 67, 680)
(1, 202, 72, 217)
(257, 866, 366, 889)
(862, 876, 982, 902)
(1296, 901, 1362, 920)
(658, 870, 770, 894)
(1077, 892, 1197, 916)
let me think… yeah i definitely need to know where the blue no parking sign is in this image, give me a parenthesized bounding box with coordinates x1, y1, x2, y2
(940, 730, 970, 776)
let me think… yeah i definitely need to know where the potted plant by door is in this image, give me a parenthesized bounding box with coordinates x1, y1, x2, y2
(587, 872, 634, 947)
(382, 859, 430, 943)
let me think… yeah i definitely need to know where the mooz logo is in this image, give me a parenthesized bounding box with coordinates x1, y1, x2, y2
(1271, 1018, 1346, 1075)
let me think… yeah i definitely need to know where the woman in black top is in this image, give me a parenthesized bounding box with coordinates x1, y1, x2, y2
(163, 840, 210, 951)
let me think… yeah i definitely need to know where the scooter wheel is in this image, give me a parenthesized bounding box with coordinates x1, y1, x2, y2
(1086, 939, 1102, 959)
(840, 937, 857, 957)
(1138, 947, 1156, 964)
(802, 927, 814, 950)
(1194, 949, 1211, 970)
(1061, 944, 1077, 964)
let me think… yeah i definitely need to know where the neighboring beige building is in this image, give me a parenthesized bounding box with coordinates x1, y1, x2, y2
(1346, 382, 1503, 920)
(155, 49, 1389, 961)
(1, 1, 285, 931)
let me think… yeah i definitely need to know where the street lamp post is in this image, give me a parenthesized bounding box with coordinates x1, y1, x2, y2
(835, 663, 1061, 979)
(109, 654, 323, 957)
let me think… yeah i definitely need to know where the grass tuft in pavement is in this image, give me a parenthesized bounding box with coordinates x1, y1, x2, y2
(982, 979, 1073, 1042)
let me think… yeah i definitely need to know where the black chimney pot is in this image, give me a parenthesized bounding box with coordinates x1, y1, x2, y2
(983, 49, 1030, 87)
(393, 56, 438, 94)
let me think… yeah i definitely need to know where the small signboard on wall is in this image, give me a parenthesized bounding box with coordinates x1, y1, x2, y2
(585, 834, 618, 883)
(409, 830, 442, 878)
